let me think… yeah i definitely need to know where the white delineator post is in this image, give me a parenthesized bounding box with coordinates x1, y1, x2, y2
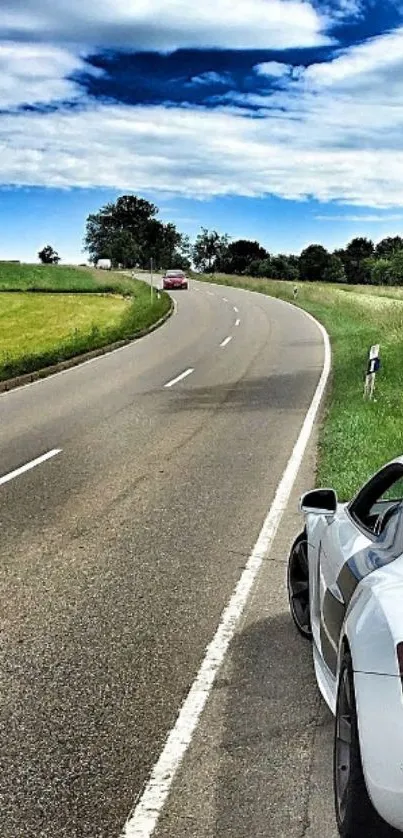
(364, 343, 380, 399)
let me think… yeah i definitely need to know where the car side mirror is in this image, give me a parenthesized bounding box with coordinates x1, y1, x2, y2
(300, 488, 337, 518)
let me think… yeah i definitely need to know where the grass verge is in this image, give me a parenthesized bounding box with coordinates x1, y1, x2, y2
(0, 271, 171, 382)
(200, 274, 403, 500)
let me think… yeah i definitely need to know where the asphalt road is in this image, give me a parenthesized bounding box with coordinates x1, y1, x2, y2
(0, 278, 330, 838)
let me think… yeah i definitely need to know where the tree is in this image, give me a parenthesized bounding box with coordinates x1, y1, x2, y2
(322, 254, 346, 283)
(83, 194, 187, 270)
(375, 236, 403, 259)
(38, 245, 60, 264)
(193, 228, 229, 273)
(342, 237, 374, 283)
(219, 239, 268, 274)
(299, 244, 330, 282)
(271, 253, 299, 281)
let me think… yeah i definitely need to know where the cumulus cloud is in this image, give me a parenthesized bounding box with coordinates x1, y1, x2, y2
(0, 43, 102, 109)
(2, 100, 403, 207)
(189, 72, 232, 86)
(1, 12, 403, 208)
(254, 61, 291, 78)
(0, 0, 330, 51)
(316, 214, 403, 221)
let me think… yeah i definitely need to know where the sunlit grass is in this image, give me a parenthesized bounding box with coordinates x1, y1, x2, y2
(201, 274, 403, 500)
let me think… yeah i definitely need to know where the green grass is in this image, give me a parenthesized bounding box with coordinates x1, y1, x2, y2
(0, 262, 137, 294)
(0, 268, 171, 381)
(200, 273, 403, 500)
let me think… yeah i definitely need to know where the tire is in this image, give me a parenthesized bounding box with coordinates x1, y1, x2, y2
(334, 651, 400, 837)
(287, 532, 312, 639)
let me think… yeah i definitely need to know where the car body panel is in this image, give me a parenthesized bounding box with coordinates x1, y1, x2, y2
(162, 270, 188, 289)
(296, 456, 403, 832)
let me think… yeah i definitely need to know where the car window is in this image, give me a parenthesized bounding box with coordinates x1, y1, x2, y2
(349, 463, 403, 532)
(379, 476, 403, 501)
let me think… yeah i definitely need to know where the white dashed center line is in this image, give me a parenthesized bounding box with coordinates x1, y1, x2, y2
(235, 318, 241, 327)
(223, 297, 228, 302)
(220, 336, 233, 348)
(233, 306, 239, 313)
(164, 368, 194, 388)
(207, 291, 214, 297)
(0, 448, 62, 487)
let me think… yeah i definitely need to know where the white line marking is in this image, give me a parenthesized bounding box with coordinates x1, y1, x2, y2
(223, 297, 228, 302)
(0, 449, 62, 487)
(235, 318, 241, 327)
(233, 306, 239, 313)
(207, 291, 214, 297)
(220, 336, 233, 348)
(122, 307, 331, 838)
(164, 368, 194, 388)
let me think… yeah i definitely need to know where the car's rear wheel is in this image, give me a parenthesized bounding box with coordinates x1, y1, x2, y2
(334, 650, 399, 837)
(287, 532, 312, 639)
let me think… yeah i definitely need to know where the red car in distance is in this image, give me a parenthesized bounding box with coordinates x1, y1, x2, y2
(162, 269, 188, 290)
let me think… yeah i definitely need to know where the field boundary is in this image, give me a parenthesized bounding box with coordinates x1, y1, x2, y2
(0, 298, 174, 394)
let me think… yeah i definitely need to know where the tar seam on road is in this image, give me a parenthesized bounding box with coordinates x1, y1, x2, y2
(220, 336, 233, 348)
(121, 303, 331, 838)
(0, 448, 62, 487)
(164, 368, 194, 388)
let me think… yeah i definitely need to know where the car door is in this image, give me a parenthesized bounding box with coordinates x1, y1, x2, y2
(319, 508, 371, 675)
(319, 462, 403, 676)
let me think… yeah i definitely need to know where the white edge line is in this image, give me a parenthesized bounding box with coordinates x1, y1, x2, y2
(220, 336, 233, 348)
(235, 318, 241, 327)
(122, 304, 331, 838)
(0, 448, 62, 487)
(164, 368, 194, 389)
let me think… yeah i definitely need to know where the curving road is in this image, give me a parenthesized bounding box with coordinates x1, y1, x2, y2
(0, 279, 330, 838)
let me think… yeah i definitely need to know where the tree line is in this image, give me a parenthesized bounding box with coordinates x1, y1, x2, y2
(39, 195, 403, 287)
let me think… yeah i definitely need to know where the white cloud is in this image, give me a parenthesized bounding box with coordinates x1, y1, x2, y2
(2, 99, 403, 208)
(316, 214, 403, 221)
(2, 20, 403, 208)
(0, 0, 330, 51)
(254, 61, 291, 78)
(189, 71, 231, 86)
(0, 43, 102, 109)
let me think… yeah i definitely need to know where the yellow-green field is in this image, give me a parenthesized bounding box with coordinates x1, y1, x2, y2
(202, 274, 403, 500)
(0, 293, 129, 359)
(0, 266, 171, 381)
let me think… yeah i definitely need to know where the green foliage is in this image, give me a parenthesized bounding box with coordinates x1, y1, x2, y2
(219, 239, 268, 274)
(38, 245, 60, 264)
(322, 254, 346, 283)
(193, 228, 230, 272)
(84, 194, 185, 270)
(299, 244, 330, 281)
(341, 237, 374, 283)
(375, 236, 403, 258)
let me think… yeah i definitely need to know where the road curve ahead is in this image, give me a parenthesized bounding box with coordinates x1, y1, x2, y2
(0, 279, 324, 838)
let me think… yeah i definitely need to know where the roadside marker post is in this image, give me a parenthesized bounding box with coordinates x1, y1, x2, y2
(364, 344, 380, 399)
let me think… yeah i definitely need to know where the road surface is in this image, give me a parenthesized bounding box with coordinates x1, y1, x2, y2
(0, 279, 335, 837)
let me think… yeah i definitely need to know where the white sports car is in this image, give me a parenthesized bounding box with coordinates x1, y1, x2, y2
(287, 457, 403, 837)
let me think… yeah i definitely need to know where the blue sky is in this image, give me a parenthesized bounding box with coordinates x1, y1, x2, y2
(1, 0, 403, 262)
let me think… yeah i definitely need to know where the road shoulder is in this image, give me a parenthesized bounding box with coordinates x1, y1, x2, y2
(154, 428, 337, 838)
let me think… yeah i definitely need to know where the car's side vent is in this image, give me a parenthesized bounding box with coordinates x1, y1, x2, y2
(396, 643, 403, 685)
